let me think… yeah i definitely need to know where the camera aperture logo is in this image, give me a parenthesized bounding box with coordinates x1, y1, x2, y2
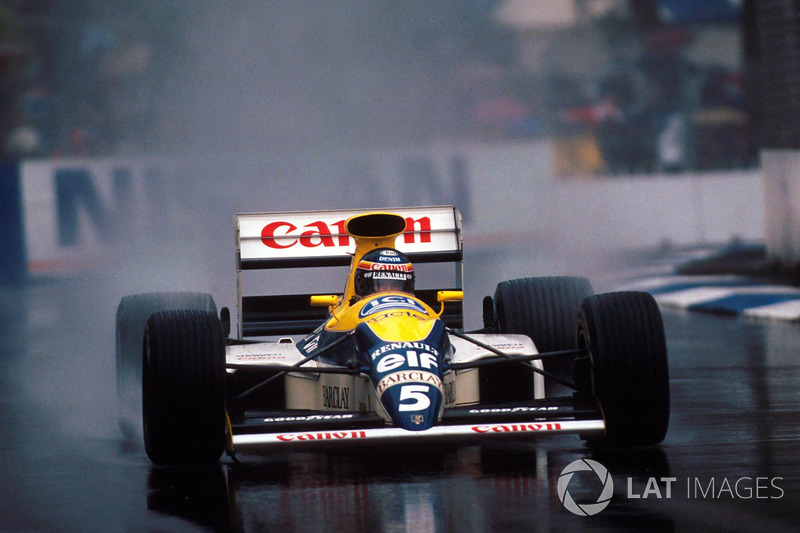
(557, 459, 614, 516)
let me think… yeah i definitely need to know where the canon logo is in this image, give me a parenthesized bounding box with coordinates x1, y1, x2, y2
(276, 430, 367, 442)
(261, 217, 432, 249)
(471, 423, 563, 433)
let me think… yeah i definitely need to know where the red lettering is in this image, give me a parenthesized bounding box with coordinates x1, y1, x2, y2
(261, 219, 352, 249)
(331, 219, 350, 246)
(262, 216, 435, 248)
(471, 423, 562, 434)
(261, 221, 298, 248)
(275, 430, 367, 442)
(357, 261, 413, 272)
(403, 216, 432, 244)
(299, 221, 335, 247)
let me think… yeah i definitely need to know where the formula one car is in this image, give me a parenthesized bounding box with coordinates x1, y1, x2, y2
(115, 206, 669, 466)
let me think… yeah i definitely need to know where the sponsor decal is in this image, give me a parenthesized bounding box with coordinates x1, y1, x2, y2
(357, 260, 413, 272)
(263, 414, 355, 423)
(473, 342, 526, 352)
(366, 271, 412, 280)
(369, 341, 440, 360)
(235, 353, 287, 361)
(300, 337, 319, 355)
(322, 385, 350, 409)
(376, 249, 402, 261)
(261, 216, 432, 249)
(276, 430, 367, 442)
(366, 310, 429, 324)
(375, 350, 439, 373)
(376, 370, 443, 396)
(468, 406, 559, 414)
(471, 423, 563, 433)
(297, 325, 323, 355)
(359, 295, 427, 318)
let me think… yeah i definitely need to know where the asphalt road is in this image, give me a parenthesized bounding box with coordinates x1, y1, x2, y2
(2, 255, 799, 532)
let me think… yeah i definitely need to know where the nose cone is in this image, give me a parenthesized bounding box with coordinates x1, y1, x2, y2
(356, 321, 449, 431)
(378, 379, 443, 431)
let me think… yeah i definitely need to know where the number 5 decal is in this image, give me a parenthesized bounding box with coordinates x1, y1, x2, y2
(398, 385, 431, 412)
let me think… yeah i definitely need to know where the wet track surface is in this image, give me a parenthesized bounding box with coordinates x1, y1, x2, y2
(2, 255, 800, 532)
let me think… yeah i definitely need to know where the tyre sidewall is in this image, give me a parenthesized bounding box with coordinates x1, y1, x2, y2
(578, 291, 670, 446)
(143, 309, 225, 465)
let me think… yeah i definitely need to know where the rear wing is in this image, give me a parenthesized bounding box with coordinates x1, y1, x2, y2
(235, 206, 463, 337)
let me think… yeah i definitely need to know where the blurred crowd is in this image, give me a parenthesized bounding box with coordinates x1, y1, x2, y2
(1, 2, 179, 160)
(3, 35, 155, 159)
(452, 21, 758, 176)
(546, 46, 757, 176)
(1, 1, 757, 175)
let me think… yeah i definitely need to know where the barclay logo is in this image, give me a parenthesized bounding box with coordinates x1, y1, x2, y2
(557, 459, 614, 516)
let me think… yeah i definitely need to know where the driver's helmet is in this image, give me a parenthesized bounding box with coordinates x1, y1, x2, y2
(354, 248, 415, 297)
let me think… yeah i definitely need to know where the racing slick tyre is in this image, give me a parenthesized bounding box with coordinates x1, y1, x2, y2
(493, 276, 593, 395)
(116, 292, 216, 441)
(142, 309, 226, 466)
(576, 291, 670, 447)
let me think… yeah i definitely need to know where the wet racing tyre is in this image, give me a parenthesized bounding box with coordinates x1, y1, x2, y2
(142, 309, 226, 466)
(576, 291, 670, 447)
(494, 276, 593, 394)
(116, 292, 216, 440)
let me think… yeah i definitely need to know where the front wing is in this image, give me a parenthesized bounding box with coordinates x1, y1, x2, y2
(231, 419, 605, 451)
(227, 397, 605, 453)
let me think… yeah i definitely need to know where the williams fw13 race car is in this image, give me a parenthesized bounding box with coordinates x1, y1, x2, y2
(115, 206, 669, 465)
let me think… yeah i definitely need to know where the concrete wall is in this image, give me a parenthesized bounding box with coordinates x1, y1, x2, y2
(7, 141, 764, 281)
(761, 149, 800, 264)
(550, 170, 763, 250)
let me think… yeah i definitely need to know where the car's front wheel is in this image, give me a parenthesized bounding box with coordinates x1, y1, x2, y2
(143, 309, 226, 465)
(576, 291, 670, 447)
(116, 292, 216, 441)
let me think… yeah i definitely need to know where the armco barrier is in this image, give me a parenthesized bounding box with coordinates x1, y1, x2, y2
(0, 161, 26, 285)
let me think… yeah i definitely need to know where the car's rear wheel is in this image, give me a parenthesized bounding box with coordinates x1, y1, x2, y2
(493, 276, 593, 395)
(143, 310, 226, 465)
(576, 291, 670, 447)
(116, 292, 216, 440)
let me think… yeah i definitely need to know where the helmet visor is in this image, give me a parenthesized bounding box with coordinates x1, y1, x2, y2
(368, 271, 415, 294)
(355, 266, 414, 296)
